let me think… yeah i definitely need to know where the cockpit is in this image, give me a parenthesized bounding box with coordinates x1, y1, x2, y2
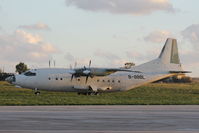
(23, 70, 36, 76)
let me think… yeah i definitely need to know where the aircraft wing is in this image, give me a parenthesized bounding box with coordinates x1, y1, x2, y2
(70, 67, 142, 77)
(104, 68, 141, 73)
(169, 71, 191, 74)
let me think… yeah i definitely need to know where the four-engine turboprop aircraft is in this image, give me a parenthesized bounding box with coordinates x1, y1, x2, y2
(6, 38, 190, 95)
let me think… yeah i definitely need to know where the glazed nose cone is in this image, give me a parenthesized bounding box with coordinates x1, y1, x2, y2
(5, 75, 16, 83)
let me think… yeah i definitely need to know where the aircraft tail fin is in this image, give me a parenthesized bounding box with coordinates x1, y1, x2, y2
(134, 38, 185, 73)
(158, 38, 180, 64)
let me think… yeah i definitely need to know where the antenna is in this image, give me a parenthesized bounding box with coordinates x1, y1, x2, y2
(49, 60, 51, 68)
(54, 60, 56, 67)
(70, 64, 72, 69)
(74, 62, 77, 69)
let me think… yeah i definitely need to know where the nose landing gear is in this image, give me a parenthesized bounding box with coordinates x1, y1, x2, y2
(34, 88, 40, 95)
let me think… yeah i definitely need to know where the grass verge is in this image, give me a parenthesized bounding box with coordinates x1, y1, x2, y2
(0, 81, 199, 105)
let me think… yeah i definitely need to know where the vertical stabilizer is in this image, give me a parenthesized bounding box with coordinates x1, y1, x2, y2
(159, 38, 180, 64)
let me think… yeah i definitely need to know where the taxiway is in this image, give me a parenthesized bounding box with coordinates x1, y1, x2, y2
(0, 106, 199, 133)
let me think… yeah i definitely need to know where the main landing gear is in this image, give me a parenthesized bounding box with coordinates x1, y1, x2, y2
(34, 88, 40, 95)
(77, 92, 99, 96)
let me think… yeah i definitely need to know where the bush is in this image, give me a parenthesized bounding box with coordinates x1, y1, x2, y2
(0, 73, 14, 81)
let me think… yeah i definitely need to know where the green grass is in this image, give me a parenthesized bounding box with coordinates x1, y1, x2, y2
(0, 81, 199, 105)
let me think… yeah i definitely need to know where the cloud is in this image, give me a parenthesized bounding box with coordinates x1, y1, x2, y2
(41, 43, 57, 53)
(111, 59, 129, 67)
(64, 50, 128, 68)
(94, 49, 120, 60)
(18, 23, 51, 31)
(181, 51, 199, 65)
(181, 24, 199, 45)
(65, 0, 175, 15)
(0, 30, 58, 64)
(180, 51, 199, 77)
(126, 51, 141, 59)
(144, 30, 172, 43)
(126, 49, 159, 64)
(94, 49, 131, 67)
(64, 52, 91, 67)
(14, 30, 42, 44)
(65, 52, 75, 62)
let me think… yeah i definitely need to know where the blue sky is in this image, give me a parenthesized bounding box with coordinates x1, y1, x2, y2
(0, 0, 199, 77)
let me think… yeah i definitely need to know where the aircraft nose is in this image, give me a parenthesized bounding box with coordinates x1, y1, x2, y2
(5, 75, 16, 84)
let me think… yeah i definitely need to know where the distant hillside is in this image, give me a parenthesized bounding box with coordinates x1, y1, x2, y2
(192, 78, 199, 83)
(155, 75, 192, 83)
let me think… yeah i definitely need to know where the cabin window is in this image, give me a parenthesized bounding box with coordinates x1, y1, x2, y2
(97, 79, 99, 82)
(60, 78, 63, 80)
(78, 79, 80, 81)
(24, 71, 36, 76)
(108, 80, 110, 82)
(48, 77, 51, 80)
(118, 80, 121, 83)
(112, 80, 115, 83)
(56, 78, 58, 80)
(102, 80, 105, 82)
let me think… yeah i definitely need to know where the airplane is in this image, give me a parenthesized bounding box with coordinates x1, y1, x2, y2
(6, 38, 190, 95)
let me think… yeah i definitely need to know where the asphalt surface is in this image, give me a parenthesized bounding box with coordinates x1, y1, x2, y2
(0, 106, 199, 133)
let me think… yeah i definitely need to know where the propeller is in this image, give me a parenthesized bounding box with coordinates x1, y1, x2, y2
(70, 62, 77, 82)
(74, 62, 77, 69)
(89, 60, 91, 68)
(84, 60, 91, 83)
(69, 60, 92, 83)
(71, 74, 74, 82)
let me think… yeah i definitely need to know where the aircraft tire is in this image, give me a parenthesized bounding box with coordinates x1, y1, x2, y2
(34, 92, 40, 95)
(94, 92, 99, 95)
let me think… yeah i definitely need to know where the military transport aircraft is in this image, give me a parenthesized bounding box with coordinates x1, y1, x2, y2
(6, 38, 190, 95)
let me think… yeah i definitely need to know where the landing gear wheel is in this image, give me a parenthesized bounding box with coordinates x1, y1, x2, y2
(34, 91, 40, 95)
(90, 92, 95, 96)
(87, 92, 92, 95)
(34, 88, 40, 95)
(94, 92, 99, 95)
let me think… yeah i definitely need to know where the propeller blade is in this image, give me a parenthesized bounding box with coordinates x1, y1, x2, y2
(69, 69, 76, 82)
(71, 74, 74, 82)
(89, 60, 91, 68)
(85, 76, 89, 83)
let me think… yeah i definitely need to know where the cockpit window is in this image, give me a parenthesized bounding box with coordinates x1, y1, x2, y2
(24, 71, 36, 76)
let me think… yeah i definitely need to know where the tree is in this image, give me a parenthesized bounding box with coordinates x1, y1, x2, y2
(15, 62, 28, 74)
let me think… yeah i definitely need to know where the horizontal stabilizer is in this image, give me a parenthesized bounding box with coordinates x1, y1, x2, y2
(169, 71, 191, 74)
